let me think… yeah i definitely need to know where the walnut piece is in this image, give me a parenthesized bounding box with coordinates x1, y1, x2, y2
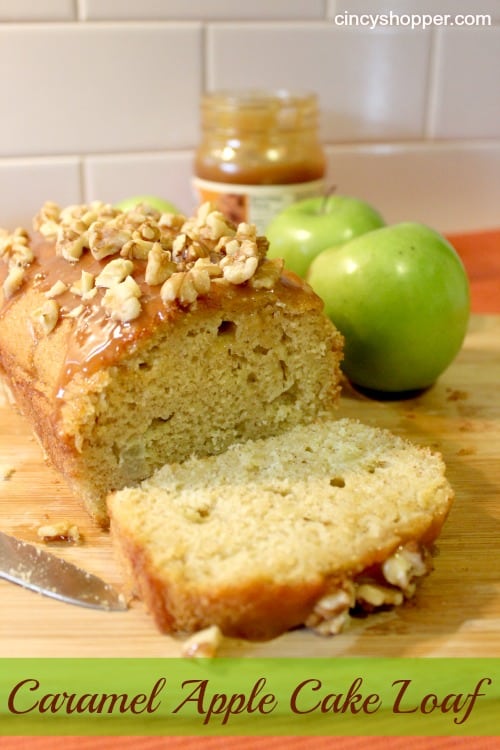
(70, 270, 96, 300)
(101, 275, 142, 322)
(95, 258, 134, 288)
(181, 625, 223, 658)
(355, 582, 404, 609)
(32, 299, 60, 335)
(306, 583, 355, 636)
(33, 201, 61, 238)
(45, 280, 68, 298)
(88, 219, 131, 260)
(56, 224, 88, 262)
(145, 244, 176, 286)
(250, 258, 284, 290)
(161, 267, 211, 307)
(382, 542, 431, 596)
(2, 266, 25, 299)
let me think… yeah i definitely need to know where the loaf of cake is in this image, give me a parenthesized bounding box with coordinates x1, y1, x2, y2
(108, 418, 454, 640)
(0, 201, 343, 525)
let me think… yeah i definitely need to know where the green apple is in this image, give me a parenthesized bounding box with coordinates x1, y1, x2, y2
(266, 194, 385, 278)
(308, 222, 470, 393)
(115, 195, 180, 214)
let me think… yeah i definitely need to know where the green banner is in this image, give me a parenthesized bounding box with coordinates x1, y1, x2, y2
(0, 658, 498, 736)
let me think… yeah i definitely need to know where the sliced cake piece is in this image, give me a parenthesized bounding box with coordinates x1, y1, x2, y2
(108, 418, 454, 640)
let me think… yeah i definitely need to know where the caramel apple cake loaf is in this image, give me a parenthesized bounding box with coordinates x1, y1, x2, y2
(0, 201, 343, 525)
(108, 418, 454, 640)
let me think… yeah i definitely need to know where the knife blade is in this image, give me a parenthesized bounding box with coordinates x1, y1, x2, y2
(0, 530, 127, 611)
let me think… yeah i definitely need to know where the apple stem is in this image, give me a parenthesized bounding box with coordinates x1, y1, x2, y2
(320, 185, 337, 214)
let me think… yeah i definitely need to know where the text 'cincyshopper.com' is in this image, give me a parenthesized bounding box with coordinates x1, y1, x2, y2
(331, 12, 492, 30)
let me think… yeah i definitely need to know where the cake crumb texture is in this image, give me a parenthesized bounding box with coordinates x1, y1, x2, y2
(108, 418, 454, 640)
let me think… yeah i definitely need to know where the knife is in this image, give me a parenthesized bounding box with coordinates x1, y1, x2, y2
(0, 530, 127, 611)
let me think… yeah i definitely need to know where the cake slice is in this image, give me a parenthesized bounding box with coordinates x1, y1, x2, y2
(0, 201, 343, 525)
(108, 418, 454, 640)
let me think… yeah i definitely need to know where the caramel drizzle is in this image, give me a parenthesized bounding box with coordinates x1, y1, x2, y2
(0, 234, 312, 401)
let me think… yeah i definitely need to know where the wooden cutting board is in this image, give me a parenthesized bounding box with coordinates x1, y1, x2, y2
(0, 314, 498, 657)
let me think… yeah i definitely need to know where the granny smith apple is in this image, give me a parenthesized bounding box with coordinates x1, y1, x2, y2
(308, 222, 470, 393)
(115, 195, 180, 214)
(266, 194, 385, 278)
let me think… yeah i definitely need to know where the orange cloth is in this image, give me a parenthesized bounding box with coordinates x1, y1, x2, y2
(446, 229, 500, 314)
(0, 736, 499, 749)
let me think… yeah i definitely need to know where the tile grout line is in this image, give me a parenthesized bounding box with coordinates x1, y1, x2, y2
(423, 26, 440, 140)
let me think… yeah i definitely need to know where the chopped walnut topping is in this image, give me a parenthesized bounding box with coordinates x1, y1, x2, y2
(355, 582, 404, 609)
(158, 212, 186, 233)
(161, 266, 211, 307)
(181, 625, 223, 658)
(33, 201, 61, 238)
(192, 256, 223, 278)
(221, 253, 258, 285)
(45, 280, 68, 298)
(71, 270, 96, 300)
(250, 258, 284, 290)
(88, 219, 131, 260)
(120, 234, 155, 260)
(306, 583, 355, 636)
(32, 299, 60, 335)
(3, 266, 26, 299)
(145, 244, 176, 286)
(11, 243, 35, 268)
(2, 199, 281, 317)
(0, 229, 9, 257)
(382, 542, 431, 596)
(56, 224, 88, 262)
(101, 275, 142, 322)
(204, 210, 236, 241)
(65, 304, 84, 319)
(306, 544, 435, 637)
(161, 271, 197, 306)
(95, 258, 134, 288)
(0, 228, 34, 269)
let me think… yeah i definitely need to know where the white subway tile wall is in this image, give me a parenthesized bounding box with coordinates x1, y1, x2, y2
(0, 0, 75, 21)
(0, 23, 202, 156)
(80, 0, 326, 22)
(0, 158, 81, 228)
(206, 23, 432, 141)
(429, 26, 500, 139)
(0, 0, 498, 232)
(84, 152, 195, 215)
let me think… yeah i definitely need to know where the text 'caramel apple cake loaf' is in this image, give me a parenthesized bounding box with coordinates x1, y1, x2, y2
(0, 200, 343, 524)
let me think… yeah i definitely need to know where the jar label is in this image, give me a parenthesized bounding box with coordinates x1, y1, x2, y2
(192, 177, 325, 234)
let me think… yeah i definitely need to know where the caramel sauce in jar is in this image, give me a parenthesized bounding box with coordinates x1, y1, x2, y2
(193, 90, 326, 233)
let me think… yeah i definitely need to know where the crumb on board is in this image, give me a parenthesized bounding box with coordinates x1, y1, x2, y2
(457, 447, 477, 456)
(0, 464, 15, 481)
(37, 521, 82, 544)
(446, 388, 469, 402)
(181, 625, 223, 658)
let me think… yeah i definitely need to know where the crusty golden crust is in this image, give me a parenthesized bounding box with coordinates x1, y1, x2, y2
(109, 497, 452, 641)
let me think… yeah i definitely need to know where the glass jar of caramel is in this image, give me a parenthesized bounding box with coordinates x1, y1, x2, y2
(193, 90, 326, 233)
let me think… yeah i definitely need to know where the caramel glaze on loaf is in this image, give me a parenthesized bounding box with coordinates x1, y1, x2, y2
(0, 202, 344, 525)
